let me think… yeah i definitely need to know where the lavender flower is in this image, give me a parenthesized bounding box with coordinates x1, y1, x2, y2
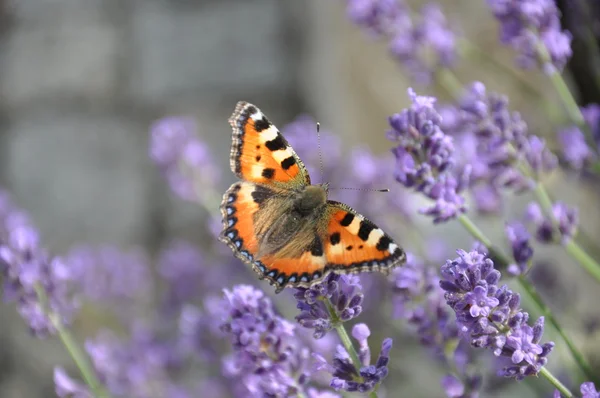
(219, 285, 313, 397)
(580, 382, 600, 398)
(457, 82, 557, 192)
(54, 368, 92, 398)
(557, 126, 596, 170)
(582, 104, 600, 147)
(149, 117, 220, 202)
(391, 252, 481, 397)
(313, 324, 392, 393)
(294, 273, 364, 339)
(440, 249, 554, 380)
(0, 192, 76, 336)
(505, 222, 534, 275)
(388, 88, 467, 222)
(346, 0, 458, 83)
(85, 327, 185, 398)
(525, 201, 578, 243)
(487, 0, 572, 71)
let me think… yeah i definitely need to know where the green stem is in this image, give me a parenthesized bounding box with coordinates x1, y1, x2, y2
(533, 40, 588, 129)
(34, 286, 108, 398)
(435, 68, 463, 99)
(325, 299, 378, 398)
(456, 214, 596, 382)
(533, 184, 600, 285)
(539, 367, 573, 398)
(564, 240, 600, 284)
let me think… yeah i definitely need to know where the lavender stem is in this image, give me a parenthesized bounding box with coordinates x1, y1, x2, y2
(325, 298, 378, 398)
(34, 284, 108, 398)
(539, 367, 572, 397)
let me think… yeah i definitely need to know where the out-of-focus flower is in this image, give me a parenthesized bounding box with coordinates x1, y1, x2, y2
(295, 273, 364, 339)
(440, 249, 554, 380)
(346, 0, 458, 83)
(505, 222, 534, 275)
(525, 202, 579, 243)
(580, 382, 600, 398)
(388, 89, 467, 223)
(391, 252, 481, 397)
(86, 327, 185, 398)
(66, 245, 151, 311)
(487, 0, 572, 71)
(0, 192, 76, 336)
(557, 126, 596, 170)
(313, 324, 392, 393)
(149, 117, 220, 202)
(218, 285, 313, 397)
(457, 82, 557, 192)
(582, 104, 600, 146)
(54, 368, 93, 398)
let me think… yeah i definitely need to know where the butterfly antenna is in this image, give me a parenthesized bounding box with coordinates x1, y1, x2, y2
(332, 187, 390, 193)
(316, 122, 325, 183)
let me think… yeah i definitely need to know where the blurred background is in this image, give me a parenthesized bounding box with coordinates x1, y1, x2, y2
(1, 0, 600, 397)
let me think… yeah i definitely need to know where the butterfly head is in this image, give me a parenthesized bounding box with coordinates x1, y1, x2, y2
(292, 184, 329, 217)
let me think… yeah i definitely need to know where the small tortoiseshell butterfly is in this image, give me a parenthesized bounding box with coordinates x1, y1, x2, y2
(219, 102, 406, 293)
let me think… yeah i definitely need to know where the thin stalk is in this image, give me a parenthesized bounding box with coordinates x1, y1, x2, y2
(34, 285, 109, 398)
(325, 299, 378, 398)
(533, 39, 589, 132)
(539, 367, 573, 398)
(456, 214, 596, 382)
(532, 183, 600, 284)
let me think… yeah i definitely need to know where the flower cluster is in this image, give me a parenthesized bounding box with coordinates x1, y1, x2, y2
(388, 88, 468, 223)
(391, 253, 481, 397)
(295, 273, 364, 339)
(440, 249, 554, 380)
(557, 104, 600, 171)
(525, 201, 579, 244)
(149, 117, 220, 203)
(457, 82, 557, 193)
(346, 0, 458, 83)
(504, 222, 534, 275)
(313, 324, 392, 393)
(0, 192, 76, 337)
(218, 285, 320, 397)
(487, 0, 572, 72)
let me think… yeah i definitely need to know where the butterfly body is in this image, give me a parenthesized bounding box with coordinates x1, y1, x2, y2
(220, 102, 405, 292)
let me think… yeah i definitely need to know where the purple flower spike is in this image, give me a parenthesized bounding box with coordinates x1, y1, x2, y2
(149, 117, 220, 202)
(388, 89, 467, 222)
(487, 0, 572, 71)
(558, 126, 597, 170)
(218, 285, 314, 397)
(505, 222, 533, 275)
(580, 382, 600, 398)
(316, 334, 393, 393)
(440, 248, 554, 380)
(0, 192, 77, 337)
(295, 273, 364, 338)
(525, 202, 578, 243)
(441, 374, 465, 398)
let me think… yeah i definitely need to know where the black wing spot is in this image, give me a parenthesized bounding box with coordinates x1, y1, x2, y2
(251, 185, 273, 205)
(359, 245, 363, 249)
(254, 117, 271, 132)
(329, 232, 341, 246)
(247, 105, 258, 115)
(256, 155, 261, 162)
(376, 235, 392, 251)
(310, 235, 324, 257)
(357, 220, 375, 241)
(256, 145, 261, 149)
(281, 156, 296, 170)
(346, 245, 353, 251)
(262, 168, 275, 179)
(340, 213, 355, 227)
(265, 135, 287, 152)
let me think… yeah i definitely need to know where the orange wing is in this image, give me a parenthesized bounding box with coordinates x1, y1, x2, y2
(323, 201, 406, 274)
(228, 101, 310, 187)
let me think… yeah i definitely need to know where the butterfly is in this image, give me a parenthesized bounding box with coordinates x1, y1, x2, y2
(219, 102, 406, 293)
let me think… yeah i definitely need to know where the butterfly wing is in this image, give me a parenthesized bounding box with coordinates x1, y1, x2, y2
(228, 101, 310, 187)
(322, 201, 406, 274)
